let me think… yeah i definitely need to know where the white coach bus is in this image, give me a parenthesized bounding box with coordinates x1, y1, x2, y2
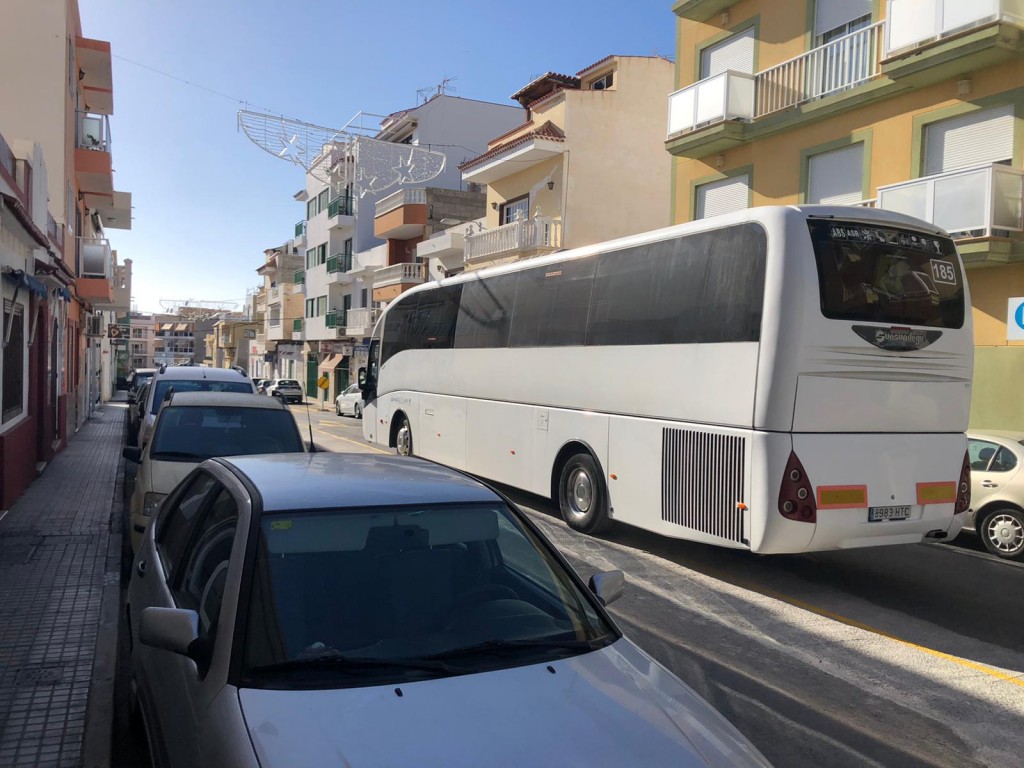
(358, 206, 973, 554)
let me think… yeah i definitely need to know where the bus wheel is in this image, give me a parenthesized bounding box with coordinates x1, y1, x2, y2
(979, 507, 1024, 559)
(558, 454, 611, 535)
(395, 417, 413, 456)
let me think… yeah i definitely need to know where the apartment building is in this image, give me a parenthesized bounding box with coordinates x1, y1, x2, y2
(254, 239, 305, 382)
(0, 0, 131, 507)
(458, 55, 675, 268)
(212, 318, 260, 371)
(127, 312, 156, 369)
(298, 94, 523, 402)
(153, 314, 195, 366)
(667, 0, 1024, 429)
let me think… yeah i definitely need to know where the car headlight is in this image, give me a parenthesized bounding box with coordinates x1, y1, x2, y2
(142, 492, 166, 517)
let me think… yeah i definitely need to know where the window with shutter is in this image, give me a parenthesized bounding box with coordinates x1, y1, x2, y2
(696, 175, 750, 219)
(700, 28, 755, 79)
(924, 105, 1014, 176)
(808, 144, 865, 205)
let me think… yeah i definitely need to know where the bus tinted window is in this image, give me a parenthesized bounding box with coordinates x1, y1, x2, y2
(382, 286, 464, 364)
(381, 296, 418, 364)
(510, 257, 596, 347)
(808, 220, 965, 328)
(700, 225, 767, 343)
(455, 274, 519, 349)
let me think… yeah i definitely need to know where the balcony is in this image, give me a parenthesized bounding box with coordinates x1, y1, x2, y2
(295, 220, 306, 237)
(84, 190, 132, 230)
(877, 163, 1024, 263)
(294, 269, 305, 284)
(671, 0, 737, 21)
(464, 217, 562, 264)
(267, 318, 292, 342)
(374, 188, 427, 239)
(292, 318, 303, 333)
(327, 195, 356, 230)
(326, 252, 355, 285)
(883, 0, 1024, 83)
(373, 262, 427, 302)
(75, 235, 114, 305)
(77, 37, 113, 115)
(325, 310, 348, 330)
(269, 286, 280, 302)
(345, 307, 381, 338)
(667, 23, 888, 157)
(75, 112, 112, 195)
(219, 334, 234, 348)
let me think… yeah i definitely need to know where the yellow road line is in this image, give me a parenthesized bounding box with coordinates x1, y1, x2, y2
(311, 425, 391, 454)
(770, 592, 1024, 688)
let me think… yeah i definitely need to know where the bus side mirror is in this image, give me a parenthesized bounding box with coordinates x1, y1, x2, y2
(358, 368, 367, 387)
(358, 367, 376, 400)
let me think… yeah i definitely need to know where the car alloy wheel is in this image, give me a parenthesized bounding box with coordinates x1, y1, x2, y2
(557, 453, 612, 535)
(980, 508, 1024, 559)
(395, 417, 413, 456)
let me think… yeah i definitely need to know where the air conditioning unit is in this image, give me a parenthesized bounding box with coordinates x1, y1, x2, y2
(85, 315, 103, 337)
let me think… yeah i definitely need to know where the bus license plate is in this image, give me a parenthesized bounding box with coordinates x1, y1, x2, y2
(868, 505, 911, 522)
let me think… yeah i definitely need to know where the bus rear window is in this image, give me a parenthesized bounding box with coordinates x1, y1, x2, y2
(808, 219, 965, 329)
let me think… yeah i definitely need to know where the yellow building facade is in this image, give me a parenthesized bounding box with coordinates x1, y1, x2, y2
(668, 0, 1024, 429)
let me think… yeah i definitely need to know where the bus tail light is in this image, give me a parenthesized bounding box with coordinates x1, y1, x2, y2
(778, 452, 816, 523)
(955, 450, 971, 515)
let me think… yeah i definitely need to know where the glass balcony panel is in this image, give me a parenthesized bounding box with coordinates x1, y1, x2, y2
(694, 75, 728, 125)
(878, 184, 929, 223)
(993, 167, 1024, 229)
(934, 172, 987, 233)
(668, 88, 697, 134)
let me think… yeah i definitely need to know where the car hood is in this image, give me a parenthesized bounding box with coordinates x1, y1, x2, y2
(148, 457, 200, 493)
(238, 638, 770, 768)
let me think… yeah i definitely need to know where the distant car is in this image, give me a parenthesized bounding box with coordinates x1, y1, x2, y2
(122, 391, 306, 552)
(128, 453, 771, 768)
(264, 378, 304, 404)
(959, 430, 1024, 559)
(126, 380, 152, 446)
(137, 365, 257, 449)
(334, 383, 363, 419)
(126, 368, 158, 405)
(255, 379, 270, 394)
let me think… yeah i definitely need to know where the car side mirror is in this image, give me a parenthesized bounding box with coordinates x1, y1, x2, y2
(139, 607, 200, 656)
(357, 367, 367, 387)
(588, 570, 625, 606)
(127, 392, 137, 404)
(122, 446, 141, 464)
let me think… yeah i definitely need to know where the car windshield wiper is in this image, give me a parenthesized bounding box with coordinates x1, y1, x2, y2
(424, 636, 605, 662)
(248, 653, 457, 677)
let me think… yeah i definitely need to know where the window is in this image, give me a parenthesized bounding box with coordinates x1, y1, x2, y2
(510, 259, 596, 347)
(316, 296, 327, 316)
(590, 72, 614, 90)
(157, 472, 218, 582)
(381, 285, 463, 364)
(343, 238, 353, 257)
(808, 143, 865, 205)
(306, 244, 327, 269)
(969, 439, 1001, 470)
(990, 447, 1019, 473)
(175, 488, 239, 636)
(306, 199, 317, 220)
(499, 196, 530, 225)
(814, 0, 870, 41)
(317, 189, 328, 212)
(305, 298, 314, 318)
(695, 174, 749, 219)
(700, 27, 755, 79)
(454, 274, 519, 350)
(924, 105, 1014, 176)
(2, 300, 25, 423)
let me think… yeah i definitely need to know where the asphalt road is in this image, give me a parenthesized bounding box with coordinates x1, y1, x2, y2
(115, 408, 1024, 767)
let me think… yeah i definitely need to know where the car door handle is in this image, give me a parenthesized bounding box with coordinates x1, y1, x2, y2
(982, 481, 999, 488)
(136, 559, 147, 577)
(424, 409, 434, 416)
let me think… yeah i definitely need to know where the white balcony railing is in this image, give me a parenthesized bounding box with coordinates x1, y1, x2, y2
(667, 71, 755, 136)
(757, 21, 885, 118)
(373, 263, 427, 288)
(886, 0, 1024, 54)
(375, 188, 426, 218)
(345, 307, 381, 336)
(78, 236, 112, 278)
(877, 163, 1024, 237)
(77, 112, 110, 152)
(464, 217, 562, 263)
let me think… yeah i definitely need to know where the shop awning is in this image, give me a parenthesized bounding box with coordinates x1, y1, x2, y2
(2, 268, 48, 298)
(174, 323, 188, 332)
(318, 353, 345, 371)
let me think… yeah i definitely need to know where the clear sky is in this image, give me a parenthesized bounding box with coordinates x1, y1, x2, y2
(79, 0, 676, 314)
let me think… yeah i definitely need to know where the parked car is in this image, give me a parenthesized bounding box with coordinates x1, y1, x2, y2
(137, 365, 256, 449)
(128, 453, 771, 768)
(264, 378, 304, 404)
(334, 383, 363, 419)
(959, 430, 1024, 559)
(126, 380, 152, 447)
(126, 368, 158, 405)
(255, 379, 270, 394)
(123, 391, 305, 552)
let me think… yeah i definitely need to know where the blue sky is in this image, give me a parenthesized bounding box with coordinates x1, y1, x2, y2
(80, 0, 676, 313)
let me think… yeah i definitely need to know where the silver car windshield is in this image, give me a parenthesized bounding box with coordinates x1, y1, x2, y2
(149, 406, 304, 460)
(241, 503, 616, 688)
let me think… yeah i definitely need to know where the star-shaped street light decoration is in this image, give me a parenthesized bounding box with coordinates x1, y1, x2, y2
(393, 149, 418, 185)
(277, 134, 305, 166)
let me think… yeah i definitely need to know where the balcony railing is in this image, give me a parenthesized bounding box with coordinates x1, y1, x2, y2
(292, 318, 303, 333)
(77, 112, 110, 152)
(295, 220, 306, 237)
(374, 262, 427, 287)
(668, 71, 755, 136)
(375, 188, 426, 218)
(878, 163, 1024, 238)
(757, 22, 885, 118)
(328, 195, 355, 218)
(294, 269, 305, 284)
(886, 0, 1024, 54)
(345, 307, 381, 336)
(325, 309, 348, 329)
(78, 236, 112, 278)
(327, 252, 353, 273)
(464, 217, 562, 263)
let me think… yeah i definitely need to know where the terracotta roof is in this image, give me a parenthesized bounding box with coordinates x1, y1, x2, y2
(576, 54, 618, 76)
(459, 121, 566, 172)
(510, 72, 580, 107)
(0, 192, 49, 248)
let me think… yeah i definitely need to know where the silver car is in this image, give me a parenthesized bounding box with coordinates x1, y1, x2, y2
(128, 454, 771, 768)
(334, 383, 363, 419)
(960, 430, 1024, 559)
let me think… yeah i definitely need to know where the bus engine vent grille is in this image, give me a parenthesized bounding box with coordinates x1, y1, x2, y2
(661, 428, 746, 544)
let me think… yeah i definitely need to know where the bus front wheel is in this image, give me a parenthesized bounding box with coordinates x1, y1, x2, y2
(558, 454, 611, 535)
(395, 416, 413, 456)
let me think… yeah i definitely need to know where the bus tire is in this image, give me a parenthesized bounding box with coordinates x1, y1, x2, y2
(978, 506, 1024, 560)
(558, 453, 611, 535)
(395, 416, 413, 456)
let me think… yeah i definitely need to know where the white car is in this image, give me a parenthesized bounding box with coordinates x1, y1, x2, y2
(334, 383, 363, 419)
(123, 391, 305, 551)
(128, 453, 772, 768)
(960, 430, 1024, 559)
(264, 378, 305, 404)
(137, 365, 256, 449)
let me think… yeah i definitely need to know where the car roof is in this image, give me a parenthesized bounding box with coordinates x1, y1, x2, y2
(154, 365, 251, 381)
(968, 430, 1024, 444)
(216, 454, 502, 511)
(165, 391, 287, 409)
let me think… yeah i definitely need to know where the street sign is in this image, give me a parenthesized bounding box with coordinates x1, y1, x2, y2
(108, 324, 125, 339)
(317, 375, 330, 390)
(1009, 297, 1024, 341)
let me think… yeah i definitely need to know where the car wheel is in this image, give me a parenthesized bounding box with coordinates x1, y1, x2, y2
(335, 402, 342, 416)
(395, 416, 413, 456)
(558, 453, 612, 535)
(354, 403, 362, 420)
(979, 507, 1024, 559)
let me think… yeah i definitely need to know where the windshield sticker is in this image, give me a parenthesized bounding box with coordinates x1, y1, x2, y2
(930, 259, 958, 286)
(826, 225, 945, 254)
(852, 325, 943, 351)
(270, 520, 292, 531)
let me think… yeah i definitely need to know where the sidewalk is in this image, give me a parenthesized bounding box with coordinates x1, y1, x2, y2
(0, 395, 126, 768)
